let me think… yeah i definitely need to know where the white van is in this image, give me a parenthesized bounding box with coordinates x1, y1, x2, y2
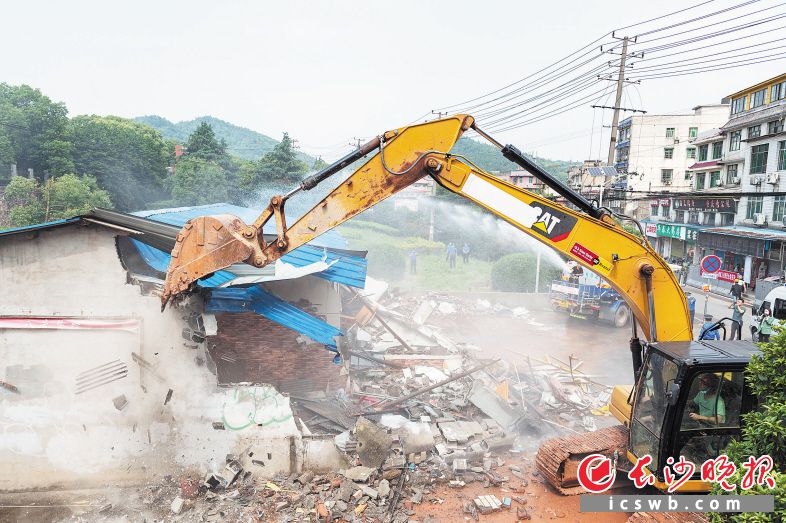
(750, 285, 786, 340)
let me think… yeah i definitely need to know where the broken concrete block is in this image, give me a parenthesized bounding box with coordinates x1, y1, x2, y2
(448, 480, 466, 488)
(275, 501, 290, 512)
(435, 443, 450, 457)
(474, 495, 502, 514)
(335, 500, 347, 512)
(377, 478, 390, 498)
(336, 481, 355, 502)
(297, 470, 315, 485)
(170, 496, 184, 514)
(341, 466, 375, 482)
(211, 421, 225, 430)
(112, 395, 127, 411)
(223, 459, 243, 487)
(354, 417, 393, 469)
(452, 459, 467, 473)
(361, 485, 378, 499)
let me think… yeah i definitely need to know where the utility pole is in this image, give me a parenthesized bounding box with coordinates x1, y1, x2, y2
(607, 36, 629, 166)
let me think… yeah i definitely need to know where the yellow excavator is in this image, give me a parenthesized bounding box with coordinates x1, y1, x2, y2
(162, 114, 758, 493)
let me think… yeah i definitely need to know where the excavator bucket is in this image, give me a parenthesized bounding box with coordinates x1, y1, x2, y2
(161, 214, 255, 308)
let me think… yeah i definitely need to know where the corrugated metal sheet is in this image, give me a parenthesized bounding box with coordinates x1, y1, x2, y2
(131, 239, 235, 287)
(0, 217, 80, 237)
(132, 203, 347, 249)
(206, 286, 341, 347)
(132, 203, 366, 287)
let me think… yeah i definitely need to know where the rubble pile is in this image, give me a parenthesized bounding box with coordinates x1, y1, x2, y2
(80, 284, 615, 522)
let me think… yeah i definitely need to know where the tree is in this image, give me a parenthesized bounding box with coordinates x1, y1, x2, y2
(185, 122, 229, 162)
(245, 132, 307, 188)
(710, 329, 786, 522)
(2, 174, 111, 227)
(170, 158, 229, 206)
(312, 156, 328, 171)
(71, 115, 170, 211)
(0, 83, 74, 179)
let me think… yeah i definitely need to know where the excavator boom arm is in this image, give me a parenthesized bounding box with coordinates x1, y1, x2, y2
(162, 115, 691, 342)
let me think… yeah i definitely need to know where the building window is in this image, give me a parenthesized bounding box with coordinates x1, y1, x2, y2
(709, 171, 722, 187)
(727, 163, 739, 184)
(774, 196, 786, 222)
(703, 213, 715, 225)
(689, 127, 698, 138)
(660, 204, 670, 217)
(731, 97, 746, 114)
(779, 141, 786, 171)
(720, 213, 734, 226)
(730, 130, 741, 151)
(773, 81, 786, 102)
(685, 170, 693, 180)
(750, 144, 769, 174)
(712, 141, 723, 159)
(746, 196, 764, 219)
(661, 169, 673, 184)
(751, 88, 767, 108)
(689, 211, 700, 224)
(676, 210, 685, 222)
(698, 144, 709, 161)
(695, 172, 706, 189)
(664, 147, 674, 159)
(748, 125, 761, 139)
(687, 147, 696, 159)
(666, 127, 675, 138)
(651, 204, 659, 217)
(769, 120, 784, 135)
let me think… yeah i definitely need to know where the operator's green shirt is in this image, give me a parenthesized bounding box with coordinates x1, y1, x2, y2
(694, 391, 725, 420)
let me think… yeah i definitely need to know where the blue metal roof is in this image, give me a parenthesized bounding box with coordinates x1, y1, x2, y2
(206, 286, 341, 347)
(133, 203, 366, 288)
(131, 239, 236, 287)
(0, 217, 80, 237)
(132, 203, 348, 249)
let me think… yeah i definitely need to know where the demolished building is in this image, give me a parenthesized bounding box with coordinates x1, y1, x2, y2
(0, 203, 367, 491)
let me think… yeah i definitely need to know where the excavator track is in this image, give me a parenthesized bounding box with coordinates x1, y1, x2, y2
(536, 424, 629, 495)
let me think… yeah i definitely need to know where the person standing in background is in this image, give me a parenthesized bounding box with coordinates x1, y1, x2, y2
(408, 249, 417, 275)
(759, 309, 775, 342)
(462, 242, 470, 264)
(730, 279, 744, 301)
(728, 298, 745, 340)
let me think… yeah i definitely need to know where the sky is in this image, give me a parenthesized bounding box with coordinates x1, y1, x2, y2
(1, 0, 783, 162)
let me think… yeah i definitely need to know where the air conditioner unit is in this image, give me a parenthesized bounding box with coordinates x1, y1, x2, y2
(732, 176, 741, 184)
(754, 213, 767, 225)
(717, 179, 725, 186)
(768, 172, 780, 184)
(663, 180, 672, 186)
(751, 175, 763, 185)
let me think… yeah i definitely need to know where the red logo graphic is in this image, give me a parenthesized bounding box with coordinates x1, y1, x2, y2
(577, 454, 616, 493)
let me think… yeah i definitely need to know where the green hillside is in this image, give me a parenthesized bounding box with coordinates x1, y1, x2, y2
(134, 115, 314, 164)
(451, 137, 577, 182)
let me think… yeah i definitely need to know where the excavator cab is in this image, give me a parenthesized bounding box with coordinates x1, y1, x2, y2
(626, 340, 758, 491)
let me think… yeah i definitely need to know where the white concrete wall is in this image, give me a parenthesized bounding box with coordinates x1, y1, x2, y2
(0, 225, 304, 491)
(620, 106, 729, 213)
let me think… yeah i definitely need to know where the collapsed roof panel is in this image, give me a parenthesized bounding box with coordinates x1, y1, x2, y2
(207, 286, 341, 347)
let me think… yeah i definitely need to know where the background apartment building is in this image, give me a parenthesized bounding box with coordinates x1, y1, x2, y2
(615, 104, 729, 218)
(642, 73, 786, 296)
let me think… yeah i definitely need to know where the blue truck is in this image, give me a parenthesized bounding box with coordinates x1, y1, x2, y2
(549, 265, 631, 328)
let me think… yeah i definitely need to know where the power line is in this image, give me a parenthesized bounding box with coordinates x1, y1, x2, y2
(627, 45, 786, 73)
(613, 0, 717, 31)
(628, 53, 786, 80)
(433, 37, 619, 113)
(634, 0, 766, 37)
